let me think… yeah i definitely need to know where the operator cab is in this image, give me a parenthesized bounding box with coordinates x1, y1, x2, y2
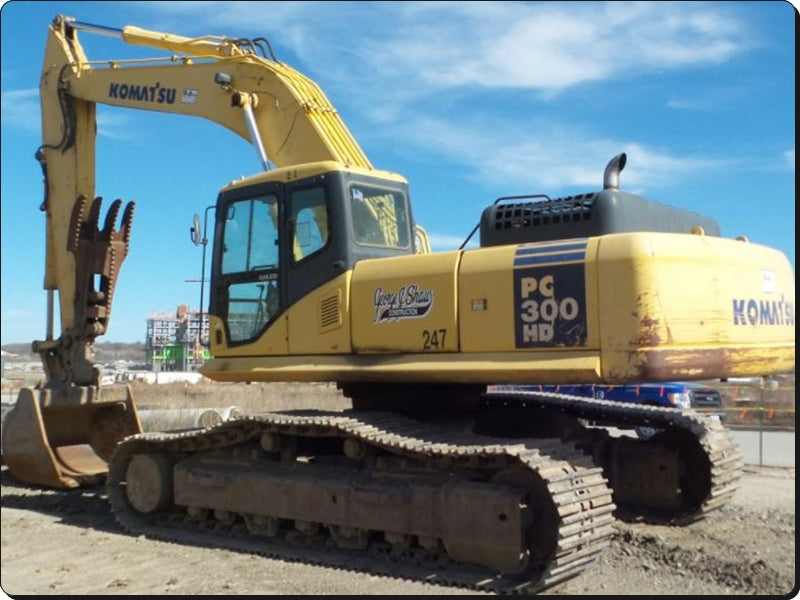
(209, 164, 414, 346)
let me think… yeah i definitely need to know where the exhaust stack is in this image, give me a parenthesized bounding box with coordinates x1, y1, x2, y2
(603, 153, 627, 190)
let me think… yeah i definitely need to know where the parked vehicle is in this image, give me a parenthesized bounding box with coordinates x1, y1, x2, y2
(499, 382, 726, 438)
(545, 382, 721, 409)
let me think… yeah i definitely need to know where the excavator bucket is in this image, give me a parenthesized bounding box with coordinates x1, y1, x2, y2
(1, 385, 142, 489)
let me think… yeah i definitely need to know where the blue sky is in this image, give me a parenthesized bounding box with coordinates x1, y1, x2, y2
(1, 1, 795, 345)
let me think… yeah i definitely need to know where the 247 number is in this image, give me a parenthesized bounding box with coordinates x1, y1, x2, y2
(422, 328, 447, 350)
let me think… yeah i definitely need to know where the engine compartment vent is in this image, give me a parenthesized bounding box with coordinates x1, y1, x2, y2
(491, 193, 596, 232)
(319, 292, 342, 332)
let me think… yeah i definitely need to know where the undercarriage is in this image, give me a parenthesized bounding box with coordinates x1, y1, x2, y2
(106, 390, 740, 593)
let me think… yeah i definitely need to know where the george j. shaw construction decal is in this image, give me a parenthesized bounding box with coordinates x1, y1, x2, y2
(513, 242, 587, 347)
(374, 284, 434, 323)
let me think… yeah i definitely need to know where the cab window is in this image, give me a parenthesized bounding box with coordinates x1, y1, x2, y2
(220, 196, 281, 342)
(221, 197, 279, 274)
(350, 185, 410, 248)
(290, 186, 328, 262)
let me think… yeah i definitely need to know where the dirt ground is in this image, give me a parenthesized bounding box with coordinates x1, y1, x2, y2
(1, 382, 796, 596)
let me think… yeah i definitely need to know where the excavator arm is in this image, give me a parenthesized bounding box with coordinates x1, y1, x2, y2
(4, 14, 377, 488)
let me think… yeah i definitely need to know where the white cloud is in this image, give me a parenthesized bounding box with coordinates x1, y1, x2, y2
(142, 2, 751, 95)
(666, 97, 713, 110)
(380, 2, 743, 92)
(783, 149, 795, 171)
(96, 111, 137, 141)
(2, 89, 137, 142)
(1, 89, 39, 133)
(385, 113, 726, 193)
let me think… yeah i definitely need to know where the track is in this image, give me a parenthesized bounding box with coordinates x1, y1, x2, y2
(107, 410, 616, 594)
(481, 390, 743, 524)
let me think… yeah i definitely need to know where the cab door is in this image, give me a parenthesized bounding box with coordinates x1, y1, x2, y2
(285, 179, 351, 354)
(213, 188, 287, 352)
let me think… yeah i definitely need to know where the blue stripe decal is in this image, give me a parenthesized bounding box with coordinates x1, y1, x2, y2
(514, 250, 586, 266)
(515, 240, 588, 256)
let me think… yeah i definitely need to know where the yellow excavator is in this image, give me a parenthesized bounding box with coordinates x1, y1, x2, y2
(2, 15, 795, 593)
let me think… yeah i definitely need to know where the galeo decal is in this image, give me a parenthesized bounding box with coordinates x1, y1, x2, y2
(108, 82, 177, 104)
(374, 284, 434, 323)
(732, 296, 794, 326)
(513, 240, 587, 347)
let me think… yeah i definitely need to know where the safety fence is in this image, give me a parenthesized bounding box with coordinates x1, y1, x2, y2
(713, 377, 794, 468)
(726, 406, 795, 430)
(715, 378, 794, 432)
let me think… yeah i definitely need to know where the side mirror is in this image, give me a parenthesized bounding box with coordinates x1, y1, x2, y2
(190, 213, 201, 246)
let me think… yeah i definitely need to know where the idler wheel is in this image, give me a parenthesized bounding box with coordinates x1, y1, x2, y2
(125, 453, 173, 514)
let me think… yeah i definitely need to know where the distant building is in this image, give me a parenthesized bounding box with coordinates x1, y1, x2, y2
(145, 305, 210, 371)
